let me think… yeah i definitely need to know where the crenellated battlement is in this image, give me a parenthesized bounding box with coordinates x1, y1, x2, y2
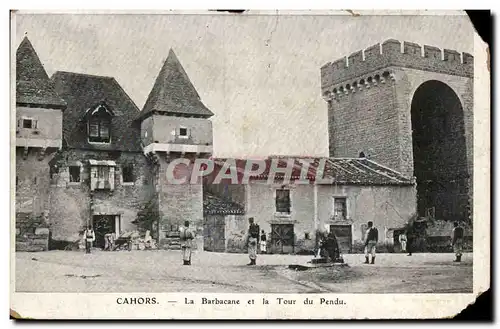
(321, 39, 473, 93)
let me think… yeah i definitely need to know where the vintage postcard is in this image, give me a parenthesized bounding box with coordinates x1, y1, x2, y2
(10, 10, 490, 319)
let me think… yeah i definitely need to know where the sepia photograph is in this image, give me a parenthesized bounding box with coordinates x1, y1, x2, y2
(10, 9, 490, 319)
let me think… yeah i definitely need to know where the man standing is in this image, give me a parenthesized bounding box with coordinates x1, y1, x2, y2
(84, 225, 95, 254)
(259, 230, 267, 254)
(247, 217, 259, 265)
(363, 221, 378, 264)
(180, 221, 194, 265)
(399, 232, 407, 253)
(451, 221, 464, 262)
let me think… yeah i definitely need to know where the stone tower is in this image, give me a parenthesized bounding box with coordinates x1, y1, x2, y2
(320, 39, 473, 222)
(138, 49, 214, 247)
(15, 37, 66, 225)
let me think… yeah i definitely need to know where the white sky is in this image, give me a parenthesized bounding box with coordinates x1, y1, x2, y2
(14, 12, 475, 158)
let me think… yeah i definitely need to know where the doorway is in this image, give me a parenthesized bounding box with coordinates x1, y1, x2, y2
(411, 80, 469, 222)
(270, 223, 294, 254)
(93, 215, 116, 249)
(329, 224, 352, 254)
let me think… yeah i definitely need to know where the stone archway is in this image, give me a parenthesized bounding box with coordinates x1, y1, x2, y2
(411, 80, 469, 222)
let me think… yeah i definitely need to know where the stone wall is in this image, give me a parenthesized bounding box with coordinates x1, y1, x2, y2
(15, 148, 56, 217)
(16, 106, 63, 147)
(227, 182, 415, 254)
(48, 149, 153, 243)
(149, 115, 213, 146)
(156, 154, 204, 249)
(225, 214, 249, 253)
(326, 78, 400, 170)
(317, 184, 417, 244)
(15, 213, 50, 252)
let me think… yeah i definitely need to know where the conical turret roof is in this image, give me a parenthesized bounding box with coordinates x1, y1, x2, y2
(16, 36, 66, 109)
(139, 49, 213, 119)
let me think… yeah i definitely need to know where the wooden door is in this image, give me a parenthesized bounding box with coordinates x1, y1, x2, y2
(270, 224, 295, 254)
(203, 215, 226, 252)
(330, 224, 352, 254)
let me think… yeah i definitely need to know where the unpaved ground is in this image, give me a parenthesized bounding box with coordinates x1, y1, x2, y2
(15, 250, 472, 293)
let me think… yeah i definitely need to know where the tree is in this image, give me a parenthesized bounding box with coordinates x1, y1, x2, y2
(132, 199, 159, 236)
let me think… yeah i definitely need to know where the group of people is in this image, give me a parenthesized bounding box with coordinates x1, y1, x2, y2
(84, 217, 465, 266)
(371, 220, 465, 263)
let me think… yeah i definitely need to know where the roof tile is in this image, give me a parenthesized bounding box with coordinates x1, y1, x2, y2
(203, 192, 245, 215)
(139, 49, 214, 119)
(16, 37, 66, 109)
(51, 71, 142, 152)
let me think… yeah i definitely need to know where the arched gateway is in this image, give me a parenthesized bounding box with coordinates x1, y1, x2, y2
(321, 39, 473, 223)
(411, 80, 469, 222)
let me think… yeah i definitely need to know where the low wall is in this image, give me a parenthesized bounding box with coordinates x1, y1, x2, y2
(16, 228, 49, 252)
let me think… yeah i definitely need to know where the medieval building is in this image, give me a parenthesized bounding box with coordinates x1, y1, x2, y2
(15, 37, 213, 250)
(15, 36, 473, 254)
(204, 157, 415, 254)
(320, 39, 474, 224)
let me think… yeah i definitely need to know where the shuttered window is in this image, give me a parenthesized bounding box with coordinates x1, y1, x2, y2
(90, 165, 115, 191)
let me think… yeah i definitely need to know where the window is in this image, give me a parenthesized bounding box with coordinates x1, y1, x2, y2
(23, 119, 32, 128)
(90, 164, 115, 191)
(88, 106, 112, 143)
(275, 189, 291, 214)
(122, 164, 134, 183)
(89, 118, 111, 143)
(179, 127, 188, 138)
(333, 198, 347, 220)
(69, 166, 81, 183)
(19, 118, 37, 129)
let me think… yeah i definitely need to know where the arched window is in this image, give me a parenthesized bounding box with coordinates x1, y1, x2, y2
(88, 105, 112, 143)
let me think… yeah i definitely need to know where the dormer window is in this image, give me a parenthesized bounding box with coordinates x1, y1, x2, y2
(87, 105, 113, 143)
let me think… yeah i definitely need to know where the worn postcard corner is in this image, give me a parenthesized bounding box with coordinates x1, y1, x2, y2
(10, 9, 490, 320)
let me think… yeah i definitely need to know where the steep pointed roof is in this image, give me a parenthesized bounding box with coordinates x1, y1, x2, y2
(139, 49, 214, 119)
(16, 37, 66, 109)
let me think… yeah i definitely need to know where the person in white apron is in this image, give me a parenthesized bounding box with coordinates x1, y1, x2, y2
(247, 217, 259, 265)
(399, 232, 407, 253)
(84, 225, 95, 254)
